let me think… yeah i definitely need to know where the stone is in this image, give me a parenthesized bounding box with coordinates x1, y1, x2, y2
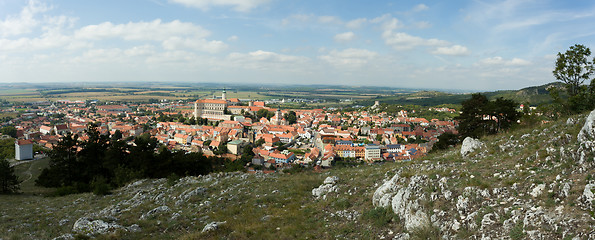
(578, 109, 595, 151)
(201, 221, 226, 233)
(312, 176, 339, 199)
(579, 183, 594, 211)
(323, 176, 339, 185)
(127, 224, 141, 232)
(140, 205, 170, 220)
(72, 217, 123, 236)
(530, 184, 546, 198)
(52, 234, 74, 240)
(461, 137, 485, 157)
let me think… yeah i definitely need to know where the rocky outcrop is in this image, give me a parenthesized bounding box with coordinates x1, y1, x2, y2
(460, 137, 485, 157)
(312, 176, 339, 199)
(373, 174, 430, 232)
(140, 205, 170, 220)
(72, 217, 124, 236)
(202, 221, 226, 233)
(578, 109, 595, 144)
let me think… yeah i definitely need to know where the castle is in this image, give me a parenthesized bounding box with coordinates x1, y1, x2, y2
(193, 89, 233, 121)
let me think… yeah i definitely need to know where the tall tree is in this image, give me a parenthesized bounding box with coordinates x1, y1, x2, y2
(553, 44, 595, 96)
(456, 94, 521, 138)
(0, 158, 21, 194)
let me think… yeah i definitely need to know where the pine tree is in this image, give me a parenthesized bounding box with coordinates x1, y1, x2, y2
(0, 158, 21, 194)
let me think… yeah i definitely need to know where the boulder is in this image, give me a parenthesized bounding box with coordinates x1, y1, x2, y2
(72, 217, 123, 236)
(530, 184, 546, 198)
(201, 221, 226, 233)
(460, 137, 485, 157)
(373, 175, 430, 232)
(578, 109, 595, 150)
(579, 183, 594, 211)
(323, 176, 339, 185)
(140, 205, 170, 220)
(312, 176, 339, 199)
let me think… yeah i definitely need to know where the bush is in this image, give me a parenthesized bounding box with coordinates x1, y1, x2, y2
(509, 223, 526, 240)
(0, 158, 21, 194)
(91, 176, 111, 195)
(363, 207, 398, 227)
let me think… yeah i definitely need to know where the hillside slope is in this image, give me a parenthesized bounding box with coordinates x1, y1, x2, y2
(1, 111, 594, 239)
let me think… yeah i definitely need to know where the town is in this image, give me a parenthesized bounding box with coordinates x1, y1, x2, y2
(3, 89, 458, 172)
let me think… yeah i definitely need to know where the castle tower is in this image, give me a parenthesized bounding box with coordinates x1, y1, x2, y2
(222, 88, 227, 101)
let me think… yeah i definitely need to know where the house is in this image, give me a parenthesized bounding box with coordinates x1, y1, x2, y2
(15, 139, 33, 160)
(173, 133, 192, 145)
(54, 124, 69, 135)
(364, 144, 381, 161)
(40, 125, 52, 135)
(227, 139, 247, 155)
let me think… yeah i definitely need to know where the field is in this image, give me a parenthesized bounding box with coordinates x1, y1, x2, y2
(0, 82, 558, 109)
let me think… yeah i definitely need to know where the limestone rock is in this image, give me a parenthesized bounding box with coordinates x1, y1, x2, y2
(578, 109, 595, 150)
(323, 176, 339, 185)
(373, 174, 430, 232)
(202, 221, 226, 233)
(530, 184, 546, 198)
(72, 217, 123, 236)
(312, 176, 339, 199)
(461, 137, 485, 157)
(140, 205, 170, 220)
(579, 183, 594, 211)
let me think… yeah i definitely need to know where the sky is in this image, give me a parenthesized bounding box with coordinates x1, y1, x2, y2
(1, 0, 595, 91)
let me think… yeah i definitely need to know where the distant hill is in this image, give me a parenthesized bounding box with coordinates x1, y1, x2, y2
(358, 82, 564, 107)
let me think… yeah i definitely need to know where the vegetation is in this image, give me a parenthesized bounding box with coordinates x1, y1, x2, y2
(456, 94, 522, 138)
(0, 158, 21, 194)
(35, 123, 243, 195)
(550, 44, 595, 114)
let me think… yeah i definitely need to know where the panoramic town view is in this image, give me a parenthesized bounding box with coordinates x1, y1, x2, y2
(1, 0, 594, 239)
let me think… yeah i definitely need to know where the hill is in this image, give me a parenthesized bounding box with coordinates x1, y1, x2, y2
(359, 82, 564, 107)
(1, 110, 594, 239)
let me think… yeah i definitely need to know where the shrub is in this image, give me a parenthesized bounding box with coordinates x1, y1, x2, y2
(509, 223, 526, 240)
(363, 207, 398, 227)
(91, 176, 111, 196)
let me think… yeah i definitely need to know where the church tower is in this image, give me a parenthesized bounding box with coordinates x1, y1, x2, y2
(222, 88, 227, 101)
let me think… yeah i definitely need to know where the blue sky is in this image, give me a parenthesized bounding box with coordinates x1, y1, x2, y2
(1, 0, 594, 91)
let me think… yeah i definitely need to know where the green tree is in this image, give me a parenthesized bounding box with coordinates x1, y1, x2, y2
(0, 126, 17, 138)
(553, 44, 594, 97)
(284, 111, 297, 125)
(456, 93, 490, 138)
(0, 158, 21, 194)
(456, 94, 521, 138)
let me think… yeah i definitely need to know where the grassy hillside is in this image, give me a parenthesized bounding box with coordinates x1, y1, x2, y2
(1, 111, 594, 239)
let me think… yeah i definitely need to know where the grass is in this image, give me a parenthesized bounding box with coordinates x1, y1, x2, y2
(1, 112, 595, 239)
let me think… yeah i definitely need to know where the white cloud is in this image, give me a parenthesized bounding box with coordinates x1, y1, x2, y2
(318, 16, 342, 24)
(162, 37, 227, 53)
(382, 31, 448, 50)
(75, 19, 210, 41)
(168, 0, 270, 12)
(479, 56, 531, 66)
(227, 35, 238, 41)
(0, 0, 50, 37)
(414, 21, 431, 29)
(346, 18, 367, 29)
(227, 50, 310, 70)
(413, 4, 429, 12)
(334, 32, 355, 43)
(432, 45, 470, 56)
(319, 48, 378, 67)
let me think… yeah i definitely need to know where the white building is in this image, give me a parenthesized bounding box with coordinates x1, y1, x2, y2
(364, 144, 381, 161)
(15, 139, 33, 160)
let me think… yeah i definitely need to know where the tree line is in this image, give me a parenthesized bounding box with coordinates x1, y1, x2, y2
(35, 123, 244, 195)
